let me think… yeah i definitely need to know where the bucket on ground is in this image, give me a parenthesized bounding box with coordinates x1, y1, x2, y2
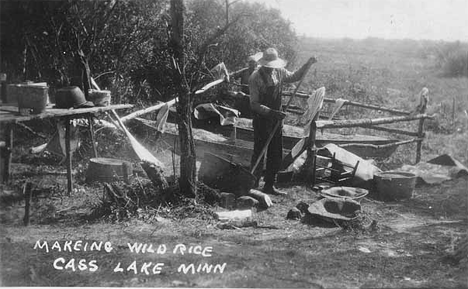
(86, 158, 133, 183)
(374, 171, 416, 201)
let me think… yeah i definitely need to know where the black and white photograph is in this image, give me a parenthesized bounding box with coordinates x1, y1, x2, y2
(0, 0, 467, 287)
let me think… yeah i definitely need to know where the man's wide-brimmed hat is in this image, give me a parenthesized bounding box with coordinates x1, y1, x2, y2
(258, 48, 287, 68)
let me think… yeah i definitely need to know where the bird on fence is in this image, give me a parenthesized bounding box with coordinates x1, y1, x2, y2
(411, 87, 429, 116)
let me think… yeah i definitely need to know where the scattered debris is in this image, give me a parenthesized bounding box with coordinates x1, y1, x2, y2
(286, 207, 302, 220)
(219, 192, 236, 209)
(358, 246, 372, 253)
(215, 209, 256, 229)
(398, 154, 468, 185)
(247, 189, 273, 208)
(295, 201, 309, 214)
(89, 180, 217, 222)
(215, 209, 253, 222)
(236, 196, 259, 210)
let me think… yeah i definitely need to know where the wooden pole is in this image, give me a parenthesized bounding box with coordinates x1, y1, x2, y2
(65, 117, 73, 194)
(340, 138, 423, 150)
(1, 124, 13, 183)
(88, 116, 98, 158)
(309, 116, 318, 186)
(284, 91, 411, 115)
(452, 97, 456, 122)
(317, 114, 432, 129)
(120, 98, 177, 123)
(416, 119, 425, 163)
(23, 182, 33, 226)
(366, 125, 420, 137)
(122, 162, 130, 184)
(415, 95, 428, 164)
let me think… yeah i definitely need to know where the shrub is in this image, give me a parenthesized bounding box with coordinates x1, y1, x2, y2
(443, 49, 468, 77)
(433, 42, 468, 77)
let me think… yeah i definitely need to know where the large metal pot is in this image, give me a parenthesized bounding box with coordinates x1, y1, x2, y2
(374, 171, 417, 201)
(55, 86, 93, 109)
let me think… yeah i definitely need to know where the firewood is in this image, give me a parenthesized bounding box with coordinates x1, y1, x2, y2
(141, 161, 169, 190)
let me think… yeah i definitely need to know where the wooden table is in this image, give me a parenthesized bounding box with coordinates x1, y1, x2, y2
(0, 104, 132, 193)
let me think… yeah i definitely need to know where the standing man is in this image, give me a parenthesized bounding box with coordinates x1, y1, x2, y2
(249, 48, 317, 195)
(230, 55, 258, 118)
(233, 55, 258, 94)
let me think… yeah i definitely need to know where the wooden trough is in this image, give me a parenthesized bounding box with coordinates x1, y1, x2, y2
(193, 117, 399, 159)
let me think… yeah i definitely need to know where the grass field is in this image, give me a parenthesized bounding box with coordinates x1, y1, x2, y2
(286, 37, 468, 168)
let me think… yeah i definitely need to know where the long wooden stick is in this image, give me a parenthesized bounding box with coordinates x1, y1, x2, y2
(284, 91, 411, 115)
(111, 110, 164, 168)
(365, 125, 419, 137)
(316, 113, 433, 129)
(340, 138, 423, 150)
(120, 98, 178, 122)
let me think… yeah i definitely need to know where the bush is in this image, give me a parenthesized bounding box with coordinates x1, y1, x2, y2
(443, 49, 468, 77)
(433, 42, 468, 77)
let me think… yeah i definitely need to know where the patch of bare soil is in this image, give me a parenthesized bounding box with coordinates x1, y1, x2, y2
(1, 160, 467, 288)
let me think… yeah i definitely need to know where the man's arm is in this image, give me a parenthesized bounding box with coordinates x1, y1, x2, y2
(282, 56, 317, 83)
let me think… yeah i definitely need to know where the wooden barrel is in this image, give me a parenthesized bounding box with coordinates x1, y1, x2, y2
(85, 158, 132, 183)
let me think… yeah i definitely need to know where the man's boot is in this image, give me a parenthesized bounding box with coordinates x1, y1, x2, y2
(262, 182, 287, 196)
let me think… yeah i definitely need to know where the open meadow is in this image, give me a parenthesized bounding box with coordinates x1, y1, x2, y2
(295, 37, 468, 167)
(1, 37, 467, 288)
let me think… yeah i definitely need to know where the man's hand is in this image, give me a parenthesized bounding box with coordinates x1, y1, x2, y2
(267, 109, 287, 120)
(308, 56, 317, 65)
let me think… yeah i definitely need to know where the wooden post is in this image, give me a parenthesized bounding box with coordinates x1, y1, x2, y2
(452, 97, 456, 122)
(1, 124, 13, 183)
(23, 182, 33, 226)
(415, 95, 428, 164)
(308, 115, 318, 186)
(122, 162, 130, 184)
(87, 115, 98, 158)
(65, 117, 73, 194)
(415, 118, 425, 163)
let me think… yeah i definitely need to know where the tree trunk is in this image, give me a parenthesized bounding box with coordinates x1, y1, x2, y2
(171, 0, 197, 198)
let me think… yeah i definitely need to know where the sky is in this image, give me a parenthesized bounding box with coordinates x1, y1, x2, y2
(243, 0, 468, 41)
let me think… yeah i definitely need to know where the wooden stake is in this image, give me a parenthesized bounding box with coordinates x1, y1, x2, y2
(23, 182, 33, 226)
(88, 116, 98, 158)
(452, 97, 456, 121)
(1, 124, 13, 183)
(65, 117, 73, 194)
(415, 94, 428, 164)
(416, 119, 425, 164)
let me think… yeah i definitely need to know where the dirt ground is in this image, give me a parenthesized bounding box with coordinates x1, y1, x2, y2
(1, 160, 467, 288)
